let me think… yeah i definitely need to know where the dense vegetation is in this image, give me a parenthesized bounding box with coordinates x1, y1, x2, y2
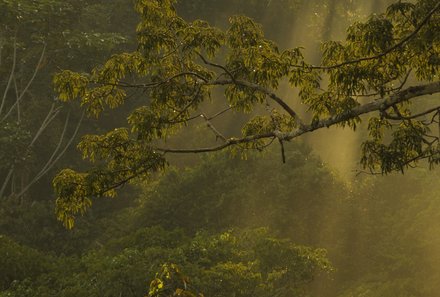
(0, 0, 439, 296)
(2, 144, 440, 296)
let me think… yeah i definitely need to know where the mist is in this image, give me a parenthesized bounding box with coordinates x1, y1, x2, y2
(0, 1, 439, 297)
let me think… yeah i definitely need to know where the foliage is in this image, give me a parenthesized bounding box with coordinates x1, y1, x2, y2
(1, 137, 440, 297)
(0, 0, 133, 201)
(132, 143, 343, 243)
(0, 122, 31, 170)
(1, 1, 440, 297)
(52, 0, 440, 227)
(1, 228, 330, 297)
(0, 0, 143, 263)
(1, 143, 339, 297)
(0, 235, 50, 291)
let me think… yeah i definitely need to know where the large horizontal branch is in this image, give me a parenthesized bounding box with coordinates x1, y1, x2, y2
(156, 81, 440, 154)
(283, 80, 440, 138)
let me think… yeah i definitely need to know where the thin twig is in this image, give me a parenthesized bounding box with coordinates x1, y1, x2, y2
(200, 113, 227, 142)
(384, 105, 440, 121)
(279, 139, 286, 164)
(195, 51, 235, 81)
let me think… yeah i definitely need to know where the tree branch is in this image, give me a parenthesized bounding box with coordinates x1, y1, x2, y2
(155, 132, 275, 154)
(200, 113, 227, 142)
(16, 111, 84, 198)
(210, 79, 306, 129)
(383, 105, 440, 121)
(0, 44, 46, 123)
(195, 51, 235, 81)
(155, 81, 440, 153)
(308, 1, 440, 70)
(0, 39, 17, 116)
(287, 81, 440, 137)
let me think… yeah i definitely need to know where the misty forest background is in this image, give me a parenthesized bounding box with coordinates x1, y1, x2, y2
(1, 0, 440, 296)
